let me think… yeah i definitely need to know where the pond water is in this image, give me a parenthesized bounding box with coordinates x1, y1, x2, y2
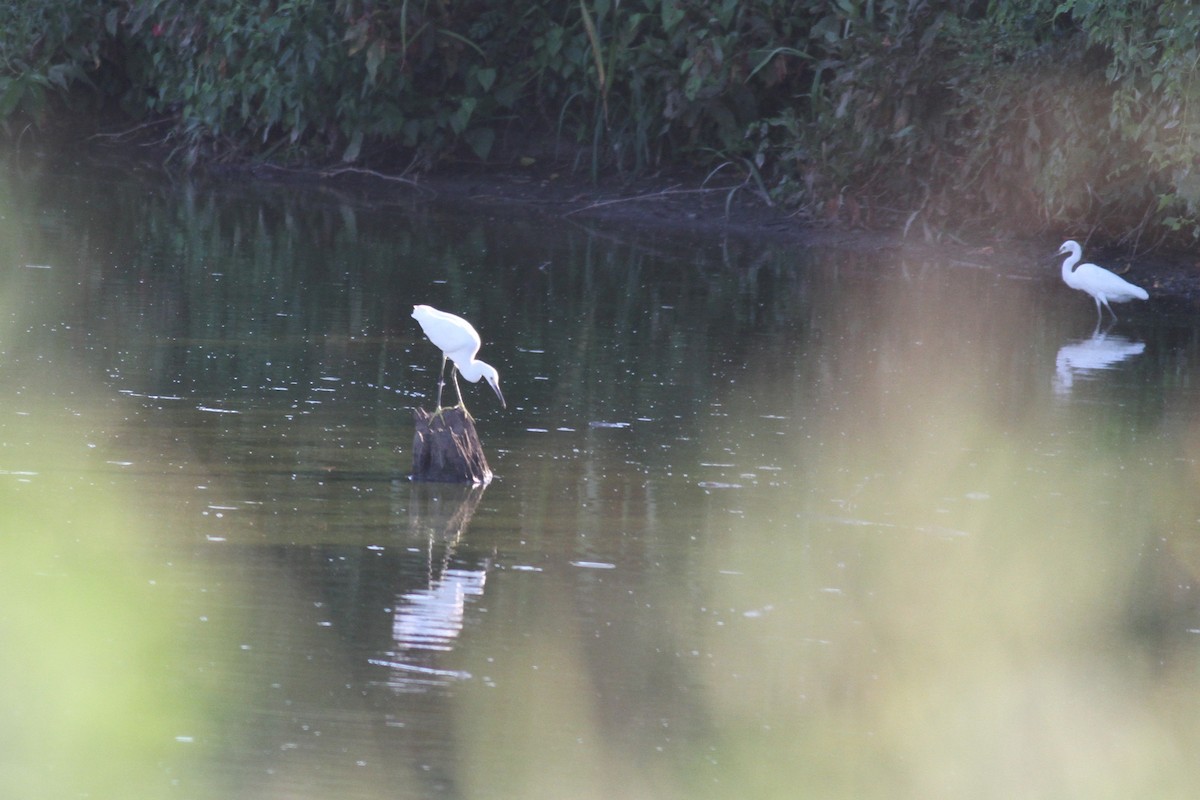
(5, 150, 1200, 799)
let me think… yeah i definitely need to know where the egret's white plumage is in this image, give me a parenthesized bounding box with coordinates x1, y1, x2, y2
(1057, 240, 1148, 322)
(412, 304, 505, 412)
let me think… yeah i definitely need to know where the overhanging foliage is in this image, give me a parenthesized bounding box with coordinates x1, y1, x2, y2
(3, 0, 1200, 246)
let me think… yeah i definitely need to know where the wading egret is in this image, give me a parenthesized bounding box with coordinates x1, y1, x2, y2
(412, 304, 506, 414)
(1057, 240, 1148, 323)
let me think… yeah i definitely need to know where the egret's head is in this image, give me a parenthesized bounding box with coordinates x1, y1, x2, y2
(456, 359, 505, 409)
(479, 363, 506, 409)
(1058, 240, 1080, 257)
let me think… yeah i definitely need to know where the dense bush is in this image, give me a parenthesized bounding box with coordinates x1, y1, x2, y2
(0, 0, 106, 122)
(4, 0, 1200, 246)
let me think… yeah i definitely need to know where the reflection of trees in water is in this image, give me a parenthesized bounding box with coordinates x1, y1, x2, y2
(23, 159, 816, 417)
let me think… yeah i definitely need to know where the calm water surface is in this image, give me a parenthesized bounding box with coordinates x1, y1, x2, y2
(5, 152, 1200, 799)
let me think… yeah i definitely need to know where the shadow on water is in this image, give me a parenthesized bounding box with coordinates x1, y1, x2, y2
(6, 148, 1200, 798)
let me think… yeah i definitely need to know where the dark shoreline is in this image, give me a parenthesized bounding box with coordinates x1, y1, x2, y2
(47, 128, 1200, 312)
(386, 161, 1200, 311)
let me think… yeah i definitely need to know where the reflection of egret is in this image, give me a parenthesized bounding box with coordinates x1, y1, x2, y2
(372, 569, 486, 691)
(1054, 330, 1145, 394)
(1057, 240, 1148, 323)
(371, 483, 490, 690)
(411, 304, 506, 413)
(392, 568, 487, 652)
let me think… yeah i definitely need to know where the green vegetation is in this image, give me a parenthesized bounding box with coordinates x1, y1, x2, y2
(5, 0, 1200, 246)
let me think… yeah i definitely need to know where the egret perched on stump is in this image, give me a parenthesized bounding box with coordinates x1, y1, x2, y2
(412, 304, 505, 415)
(1057, 240, 1148, 323)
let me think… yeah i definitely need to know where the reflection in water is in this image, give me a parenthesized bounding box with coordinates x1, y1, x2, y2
(370, 568, 485, 690)
(1053, 329, 1146, 394)
(390, 568, 486, 653)
(370, 484, 489, 691)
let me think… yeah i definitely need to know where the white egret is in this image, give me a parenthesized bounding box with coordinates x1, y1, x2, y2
(411, 304, 505, 414)
(1057, 239, 1148, 322)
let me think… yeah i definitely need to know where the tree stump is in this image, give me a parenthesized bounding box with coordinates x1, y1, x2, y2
(410, 407, 493, 484)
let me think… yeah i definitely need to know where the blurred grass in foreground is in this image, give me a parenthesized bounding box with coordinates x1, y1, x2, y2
(692, 274, 1200, 798)
(0, 414, 218, 798)
(0, 171, 223, 799)
(452, 269, 1200, 800)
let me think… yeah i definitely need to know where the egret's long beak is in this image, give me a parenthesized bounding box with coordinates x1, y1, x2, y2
(489, 377, 506, 409)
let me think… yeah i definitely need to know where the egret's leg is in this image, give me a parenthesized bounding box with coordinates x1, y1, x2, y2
(451, 368, 475, 419)
(435, 355, 448, 409)
(451, 369, 470, 417)
(426, 356, 450, 424)
(429, 355, 451, 412)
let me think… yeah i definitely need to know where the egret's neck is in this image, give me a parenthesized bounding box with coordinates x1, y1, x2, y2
(1061, 249, 1080, 281)
(456, 359, 489, 383)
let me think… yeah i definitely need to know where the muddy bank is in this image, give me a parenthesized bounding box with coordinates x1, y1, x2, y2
(368, 161, 1200, 311)
(69, 128, 1200, 311)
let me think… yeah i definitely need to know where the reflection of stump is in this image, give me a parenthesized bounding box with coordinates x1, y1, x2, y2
(408, 482, 487, 547)
(411, 408, 493, 484)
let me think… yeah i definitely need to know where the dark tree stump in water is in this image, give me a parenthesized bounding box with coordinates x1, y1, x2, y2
(411, 407, 493, 484)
